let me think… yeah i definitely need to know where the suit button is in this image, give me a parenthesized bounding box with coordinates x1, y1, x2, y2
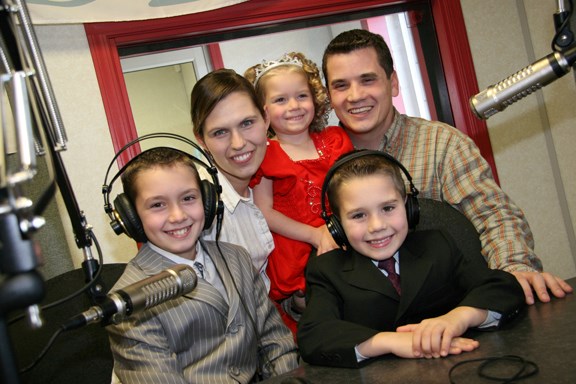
(229, 324, 239, 334)
(229, 366, 241, 376)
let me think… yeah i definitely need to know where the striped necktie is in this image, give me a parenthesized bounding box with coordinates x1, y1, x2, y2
(378, 258, 401, 294)
(194, 262, 205, 279)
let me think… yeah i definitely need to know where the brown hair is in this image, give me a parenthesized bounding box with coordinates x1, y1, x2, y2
(121, 147, 201, 204)
(190, 68, 266, 139)
(326, 152, 406, 218)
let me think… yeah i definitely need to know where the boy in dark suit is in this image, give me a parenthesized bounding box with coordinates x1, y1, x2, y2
(297, 150, 525, 368)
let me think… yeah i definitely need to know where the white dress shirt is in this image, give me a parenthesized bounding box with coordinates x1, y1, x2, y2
(200, 168, 274, 291)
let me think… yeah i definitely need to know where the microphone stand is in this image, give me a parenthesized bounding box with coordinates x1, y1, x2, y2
(470, 0, 575, 119)
(554, 0, 575, 50)
(554, 0, 576, 82)
(1, 1, 107, 382)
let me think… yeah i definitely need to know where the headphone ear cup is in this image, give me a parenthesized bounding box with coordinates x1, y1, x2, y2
(200, 179, 217, 230)
(325, 214, 349, 248)
(113, 194, 148, 243)
(405, 194, 420, 229)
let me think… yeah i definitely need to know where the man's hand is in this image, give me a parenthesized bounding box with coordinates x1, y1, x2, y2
(512, 271, 573, 305)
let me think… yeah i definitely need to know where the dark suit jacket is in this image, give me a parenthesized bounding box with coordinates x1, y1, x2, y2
(297, 230, 525, 368)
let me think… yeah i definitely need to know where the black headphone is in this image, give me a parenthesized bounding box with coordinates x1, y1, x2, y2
(320, 150, 420, 248)
(102, 133, 223, 243)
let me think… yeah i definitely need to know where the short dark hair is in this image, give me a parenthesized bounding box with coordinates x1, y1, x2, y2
(121, 147, 201, 204)
(322, 29, 395, 85)
(326, 151, 406, 219)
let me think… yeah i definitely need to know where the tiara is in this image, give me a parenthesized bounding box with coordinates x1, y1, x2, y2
(253, 54, 303, 86)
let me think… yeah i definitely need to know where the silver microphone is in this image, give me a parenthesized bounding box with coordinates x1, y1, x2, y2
(64, 264, 197, 330)
(470, 45, 576, 119)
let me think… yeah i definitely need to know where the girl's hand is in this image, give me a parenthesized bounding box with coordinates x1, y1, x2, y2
(314, 225, 339, 255)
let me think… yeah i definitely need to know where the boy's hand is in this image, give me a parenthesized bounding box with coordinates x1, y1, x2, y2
(389, 333, 478, 358)
(396, 307, 485, 358)
(358, 330, 479, 360)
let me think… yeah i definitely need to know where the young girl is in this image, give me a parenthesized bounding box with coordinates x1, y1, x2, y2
(190, 69, 274, 290)
(244, 52, 354, 334)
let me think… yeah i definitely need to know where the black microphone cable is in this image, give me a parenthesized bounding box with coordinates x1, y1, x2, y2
(449, 355, 539, 384)
(199, 192, 276, 381)
(209, 238, 283, 382)
(18, 324, 66, 373)
(8, 228, 105, 326)
(14, 230, 105, 373)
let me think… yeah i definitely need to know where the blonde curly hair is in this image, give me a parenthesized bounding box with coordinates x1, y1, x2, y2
(244, 52, 331, 134)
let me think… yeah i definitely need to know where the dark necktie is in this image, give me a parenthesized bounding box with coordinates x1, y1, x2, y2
(378, 258, 401, 294)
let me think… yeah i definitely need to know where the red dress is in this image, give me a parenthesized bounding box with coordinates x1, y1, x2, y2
(251, 126, 353, 333)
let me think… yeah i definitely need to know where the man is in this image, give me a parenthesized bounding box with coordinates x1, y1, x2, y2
(321, 29, 572, 304)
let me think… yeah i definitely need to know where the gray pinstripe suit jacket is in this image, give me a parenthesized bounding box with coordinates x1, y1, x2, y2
(107, 240, 298, 383)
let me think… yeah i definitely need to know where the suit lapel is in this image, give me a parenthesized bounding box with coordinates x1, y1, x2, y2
(201, 240, 239, 326)
(345, 250, 399, 299)
(136, 242, 229, 317)
(134, 244, 173, 276)
(186, 279, 229, 317)
(395, 242, 433, 320)
(343, 241, 435, 320)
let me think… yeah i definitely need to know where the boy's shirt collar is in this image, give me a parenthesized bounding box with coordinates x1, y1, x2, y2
(371, 251, 400, 272)
(148, 241, 205, 266)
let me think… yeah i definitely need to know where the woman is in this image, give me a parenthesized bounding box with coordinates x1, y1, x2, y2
(191, 68, 274, 289)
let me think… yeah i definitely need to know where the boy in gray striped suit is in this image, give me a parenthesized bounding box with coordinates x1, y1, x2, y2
(106, 147, 298, 383)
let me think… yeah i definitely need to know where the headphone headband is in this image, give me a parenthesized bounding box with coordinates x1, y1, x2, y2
(320, 150, 420, 247)
(102, 132, 223, 242)
(321, 150, 418, 217)
(103, 133, 217, 196)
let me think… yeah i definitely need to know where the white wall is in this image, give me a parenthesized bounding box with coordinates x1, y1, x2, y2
(124, 63, 197, 150)
(220, 27, 332, 78)
(218, 23, 344, 125)
(462, 0, 576, 277)
(30, 0, 576, 278)
(34, 24, 138, 268)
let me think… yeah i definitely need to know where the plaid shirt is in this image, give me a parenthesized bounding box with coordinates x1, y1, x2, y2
(380, 110, 541, 273)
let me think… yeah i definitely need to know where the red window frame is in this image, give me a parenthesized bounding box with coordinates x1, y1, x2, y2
(84, 0, 498, 182)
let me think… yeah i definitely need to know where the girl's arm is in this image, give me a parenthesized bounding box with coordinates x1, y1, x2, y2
(253, 177, 338, 254)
